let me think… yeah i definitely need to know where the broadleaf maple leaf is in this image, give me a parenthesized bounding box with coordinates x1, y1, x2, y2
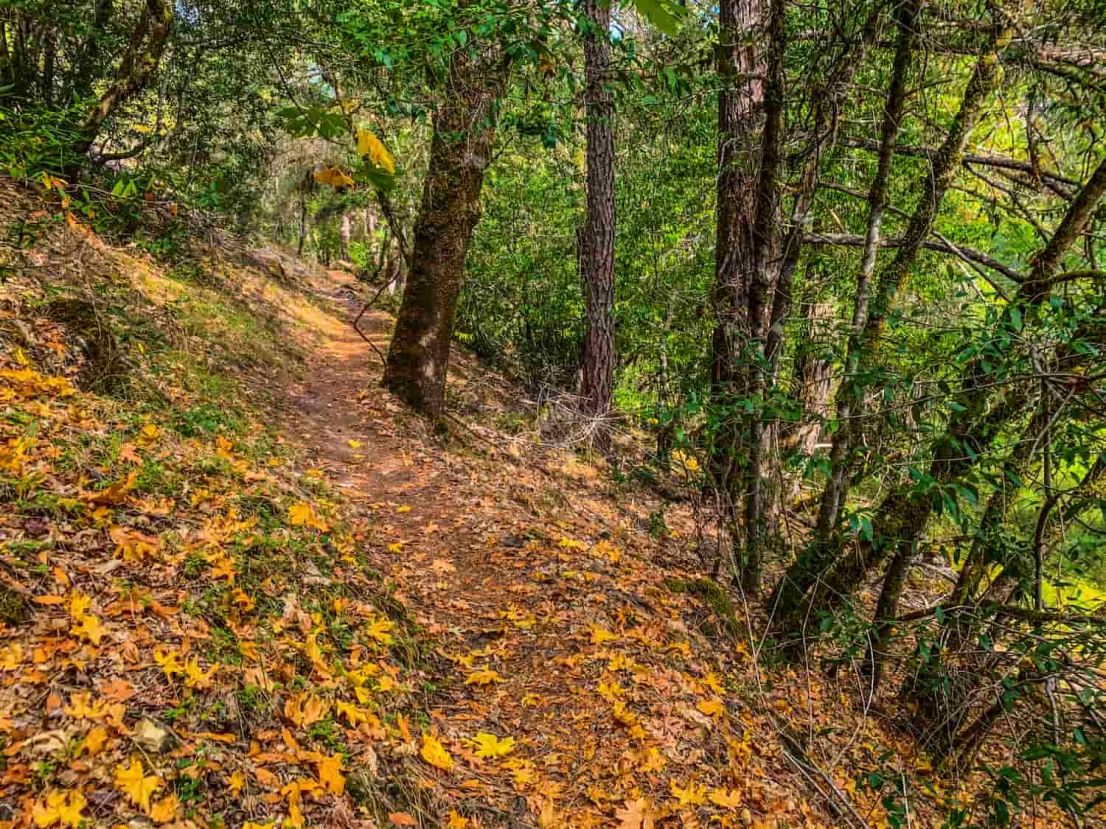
(464, 667, 503, 686)
(708, 787, 742, 809)
(669, 778, 707, 807)
(615, 797, 657, 829)
(114, 759, 164, 813)
(470, 731, 516, 758)
(32, 791, 86, 828)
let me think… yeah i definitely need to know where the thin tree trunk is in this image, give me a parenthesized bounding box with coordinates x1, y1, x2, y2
(40, 25, 55, 106)
(813, 0, 921, 542)
(297, 171, 311, 257)
(771, 0, 921, 627)
(578, 0, 617, 450)
(803, 154, 1106, 644)
(736, 0, 786, 594)
(383, 46, 507, 418)
(71, 0, 113, 101)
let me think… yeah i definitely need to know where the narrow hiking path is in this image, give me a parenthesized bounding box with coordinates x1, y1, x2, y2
(0, 175, 847, 829)
(268, 266, 824, 828)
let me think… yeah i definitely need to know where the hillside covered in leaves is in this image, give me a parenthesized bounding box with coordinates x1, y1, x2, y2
(5, 0, 1106, 826)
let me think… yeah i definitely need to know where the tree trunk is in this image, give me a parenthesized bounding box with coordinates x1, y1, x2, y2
(383, 47, 507, 418)
(770, 0, 920, 627)
(578, 0, 617, 450)
(812, 0, 921, 542)
(70, 0, 173, 173)
(297, 171, 311, 257)
(707, 0, 769, 592)
(788, 301, 835, 498)
(773, 5, 1015, 636)
(341, 213, 351, 262)
(70, 0, 114, 102)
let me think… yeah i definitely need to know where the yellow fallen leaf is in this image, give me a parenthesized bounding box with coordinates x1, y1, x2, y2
(183, 656, 218, 689)
(32, 790, 86, 828)
(470, 732, 516, 758)
(115, 759, 164, 813)
(71, 612, 105, 645)
(228, 770, 246, 793)
(669, 779, 707, 807)
(0, 642, 23, 670)
(708, 787, 742, 808)
(696, 697, 725, 719)
(420, 733, 454, 771)
(590, 625, 618, 645)
(64, 692, 103, 720)
(288, 501, 329, 532)
(348, 439, 363, 449)
(149, 793, 180, 823)
(82, 726, 109, 756)
(317, 753, 345, 794)
(464, 667, 503, 686)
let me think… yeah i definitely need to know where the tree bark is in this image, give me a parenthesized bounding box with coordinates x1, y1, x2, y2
(799, 152, 1106, 652)
(706, 0, 769, 592)
(578, 0, 617, 450)
(812, 0, 921, 543)
(383, 46, 507, 418)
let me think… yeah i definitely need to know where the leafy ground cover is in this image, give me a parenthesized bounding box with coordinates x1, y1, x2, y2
(1, 179, 994, 828)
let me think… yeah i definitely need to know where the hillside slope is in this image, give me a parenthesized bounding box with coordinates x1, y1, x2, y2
(0, 180, 890, 828)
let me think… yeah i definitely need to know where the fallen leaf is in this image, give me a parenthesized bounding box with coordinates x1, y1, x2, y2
(114, 758, 164, 813)
(464, 667, 503, 686)
(32, 790, 86, 828)
(470, 732, 516, 758)
(708, 787, 742, 808)
(615, 797, 657, 829)
(420, 733, 454, 771)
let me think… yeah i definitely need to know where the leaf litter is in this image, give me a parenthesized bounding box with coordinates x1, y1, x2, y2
(0, 178, 923, 827)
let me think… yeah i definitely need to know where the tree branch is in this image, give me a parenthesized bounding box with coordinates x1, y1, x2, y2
(802, 232, 1024, 283)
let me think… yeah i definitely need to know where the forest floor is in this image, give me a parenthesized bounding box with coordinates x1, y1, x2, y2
(0, 180, 967, 828)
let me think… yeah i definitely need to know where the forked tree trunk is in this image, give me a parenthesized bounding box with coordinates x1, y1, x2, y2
(772, 3, 1007, 635)
(578, 0, 616, 449)
(803, 155, 1106, 659)
(69, 0, 173, 172)
(383, 48, 507, 418)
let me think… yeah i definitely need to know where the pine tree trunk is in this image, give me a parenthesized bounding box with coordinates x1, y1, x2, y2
(708, 0, 766, 587)
(383, 47, 507, 419)
(578, 0, 616, 450)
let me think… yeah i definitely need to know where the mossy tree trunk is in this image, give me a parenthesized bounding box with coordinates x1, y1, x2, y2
(68, 0, 173, 175)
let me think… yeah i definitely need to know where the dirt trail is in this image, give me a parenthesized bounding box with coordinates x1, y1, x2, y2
(266, 266, 817, 827)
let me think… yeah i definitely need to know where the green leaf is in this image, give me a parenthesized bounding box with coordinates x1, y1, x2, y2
(629, 0, 682, 35)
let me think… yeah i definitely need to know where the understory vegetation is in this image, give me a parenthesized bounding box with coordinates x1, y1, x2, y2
(2, 0, 1106, 826)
